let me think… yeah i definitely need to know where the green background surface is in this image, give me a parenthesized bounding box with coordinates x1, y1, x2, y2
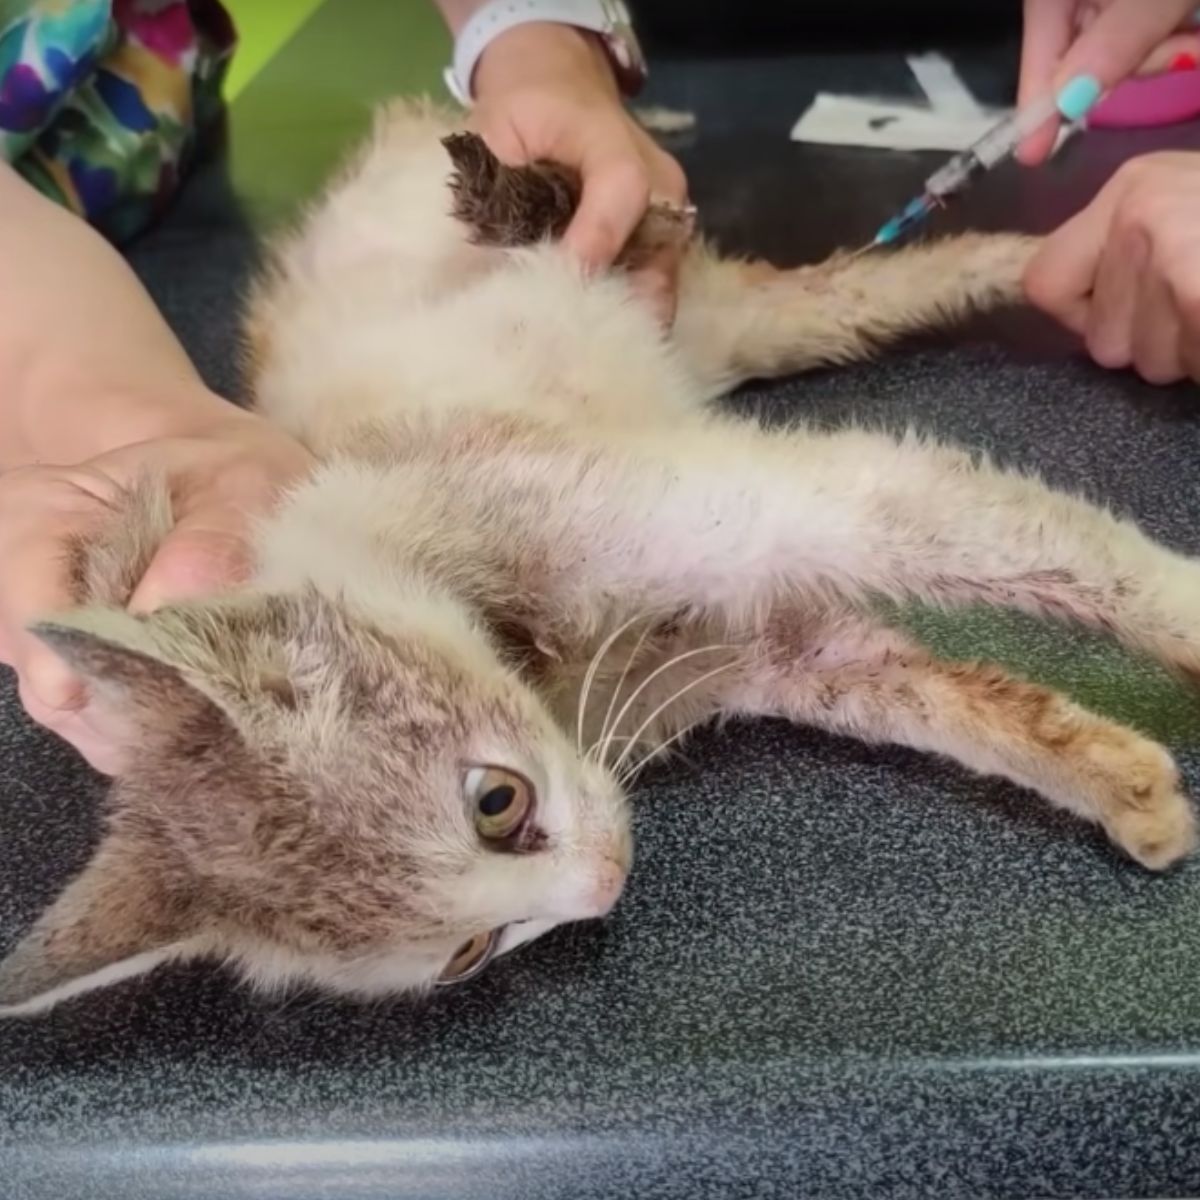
(225, 0, 448, 223)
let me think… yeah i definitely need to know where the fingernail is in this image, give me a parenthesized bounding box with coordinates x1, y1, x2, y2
(1171, 52, 1199, 72)
(1056, 75, 1103, 121)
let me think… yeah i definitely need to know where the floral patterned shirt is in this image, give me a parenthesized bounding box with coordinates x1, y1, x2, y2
(0, 0, 235, 241)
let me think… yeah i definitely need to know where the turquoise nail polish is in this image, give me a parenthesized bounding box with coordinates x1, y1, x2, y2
(1056, 74, 1102, 121)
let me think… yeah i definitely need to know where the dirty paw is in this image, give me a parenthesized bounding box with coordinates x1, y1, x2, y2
(1096, 742, 1197, 870)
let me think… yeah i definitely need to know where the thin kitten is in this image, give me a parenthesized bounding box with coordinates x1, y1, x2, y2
(1, 100, 1196, 1018)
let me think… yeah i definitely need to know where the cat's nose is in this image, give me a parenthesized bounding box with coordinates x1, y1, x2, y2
(590, 857, 627, 916)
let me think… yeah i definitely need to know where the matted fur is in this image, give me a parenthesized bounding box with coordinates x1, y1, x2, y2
(442, 130, 694, 268)
(2, 99, 1197, 1017)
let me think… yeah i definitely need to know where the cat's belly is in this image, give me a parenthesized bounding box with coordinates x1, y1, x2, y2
(254, 246, 706, 454)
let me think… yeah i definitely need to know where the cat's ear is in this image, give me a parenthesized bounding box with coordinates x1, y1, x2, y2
(0, 838, 201, 1017)
(30, 609, 225, 728)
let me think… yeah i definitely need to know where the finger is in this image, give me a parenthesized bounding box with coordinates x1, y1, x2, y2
(1075, 2, 1102, 34)
(472, 112, 527, 166)
(1166, 226, 1200, 381)
(561, 148, 650, 272)
(1180, 319, 1200, 383)
(80, 741, 126, 777)
(18, 681, 129, 775)
(647, 147, 690, 208)
(1023, 187, 1125, 331)
(1136, 32, 1200, 75)
(18, 641, 86, 716)
(0, 541, 88, 715)
(1054, 0, 1199, 94)
(1131, 264, 1185, 384)
(1018, 0, 1074, 105)
(1085, 227, 1146, 369)
(627, 245, 683, 327)
(128, 513, 253, 614)
(1017, 0, 1075, 164)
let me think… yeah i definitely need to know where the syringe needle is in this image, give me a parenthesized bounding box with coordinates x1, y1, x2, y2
(865, 75, 1103, 250)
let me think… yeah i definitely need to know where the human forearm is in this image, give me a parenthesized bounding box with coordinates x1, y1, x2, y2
(432, 0, 485, 35)
(0, 164, 233, 470)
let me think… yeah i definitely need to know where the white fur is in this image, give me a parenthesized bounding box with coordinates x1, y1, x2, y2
(0, 944, 188, 1018)
(4, 101, 1197, 1017)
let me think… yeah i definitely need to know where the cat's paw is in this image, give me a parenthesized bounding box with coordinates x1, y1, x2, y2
(1093, 738, 1197, 870)
(1106, 786, 1197, 870)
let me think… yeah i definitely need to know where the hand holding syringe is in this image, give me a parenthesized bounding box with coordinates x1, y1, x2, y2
(866, 75, 1104, 249)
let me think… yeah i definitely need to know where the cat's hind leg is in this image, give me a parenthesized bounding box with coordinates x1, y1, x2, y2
(673, 233, 1039, 393)
(472, 418, 1200, 685)
(720, 610, 1196, 870)
(433, 131, 1035, 394)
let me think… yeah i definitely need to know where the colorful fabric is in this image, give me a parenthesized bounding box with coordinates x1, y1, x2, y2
(0, 0, 235, 242)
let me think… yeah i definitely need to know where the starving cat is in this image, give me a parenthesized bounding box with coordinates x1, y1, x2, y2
(1, 100, 1197, 1017)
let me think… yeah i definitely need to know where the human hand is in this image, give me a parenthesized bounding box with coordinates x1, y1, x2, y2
(470, 21, 689, 323)
(0, 398, 314, 774)
(1024, 152, 1200, 384)
(1018, 0, 1200, 164)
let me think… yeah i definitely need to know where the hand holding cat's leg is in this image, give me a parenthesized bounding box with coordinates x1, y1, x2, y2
(673, 233, 1040, 392)
(719, 611, 1196, 870)
(439, 130, 1033, 378)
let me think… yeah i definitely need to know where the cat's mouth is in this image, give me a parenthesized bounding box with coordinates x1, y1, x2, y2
(435, 926, 504, 986)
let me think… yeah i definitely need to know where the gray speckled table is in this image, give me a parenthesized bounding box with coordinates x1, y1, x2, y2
(3, 44, 1200, 1200)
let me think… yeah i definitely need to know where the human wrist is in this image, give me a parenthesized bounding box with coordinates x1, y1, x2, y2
(473, 20, 617, 99)
(3, 376, 243, 471)
(435, 0, 486, 36)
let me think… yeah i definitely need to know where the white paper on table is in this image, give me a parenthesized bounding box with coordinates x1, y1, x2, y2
(790, 51, 1015, 152)
(789, 92, 1012, 152)
(905, 51, 985, 118)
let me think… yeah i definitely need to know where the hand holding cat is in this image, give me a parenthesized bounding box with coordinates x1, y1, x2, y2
(1024, 152, 1200, 384)
(0, 409, 313, 775)
(1018, 0, 1200, 164)
(469, 21, 690, 323)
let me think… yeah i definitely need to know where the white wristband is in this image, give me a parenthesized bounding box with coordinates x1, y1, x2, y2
(444, 0, 641, 106)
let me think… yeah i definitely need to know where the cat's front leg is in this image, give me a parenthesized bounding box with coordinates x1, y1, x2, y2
(717, 610, 1196, 870)
(541, 600, 1194, 869)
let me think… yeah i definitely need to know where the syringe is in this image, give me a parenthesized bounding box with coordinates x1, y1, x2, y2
(866, 74, 1103, 250)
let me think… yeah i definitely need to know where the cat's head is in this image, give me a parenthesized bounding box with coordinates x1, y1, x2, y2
(0, 589, 630, 1016)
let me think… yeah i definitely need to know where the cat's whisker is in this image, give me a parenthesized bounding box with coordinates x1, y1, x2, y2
(575, 610, 647, 754)
(596, 642, 734, 767)
(597, 643, 735, 770)
(612, 657, 742, 781)
(591, 733, 635, 766)
(619, 718, 705, 786)
(591, 620, 656, 765)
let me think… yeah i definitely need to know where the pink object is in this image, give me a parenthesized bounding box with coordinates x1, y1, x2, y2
(1088, 70, 1200, 129)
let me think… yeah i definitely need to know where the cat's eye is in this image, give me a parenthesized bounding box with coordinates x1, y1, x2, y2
(464, 765, 534, 842)
(436, 928, 500, 987)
